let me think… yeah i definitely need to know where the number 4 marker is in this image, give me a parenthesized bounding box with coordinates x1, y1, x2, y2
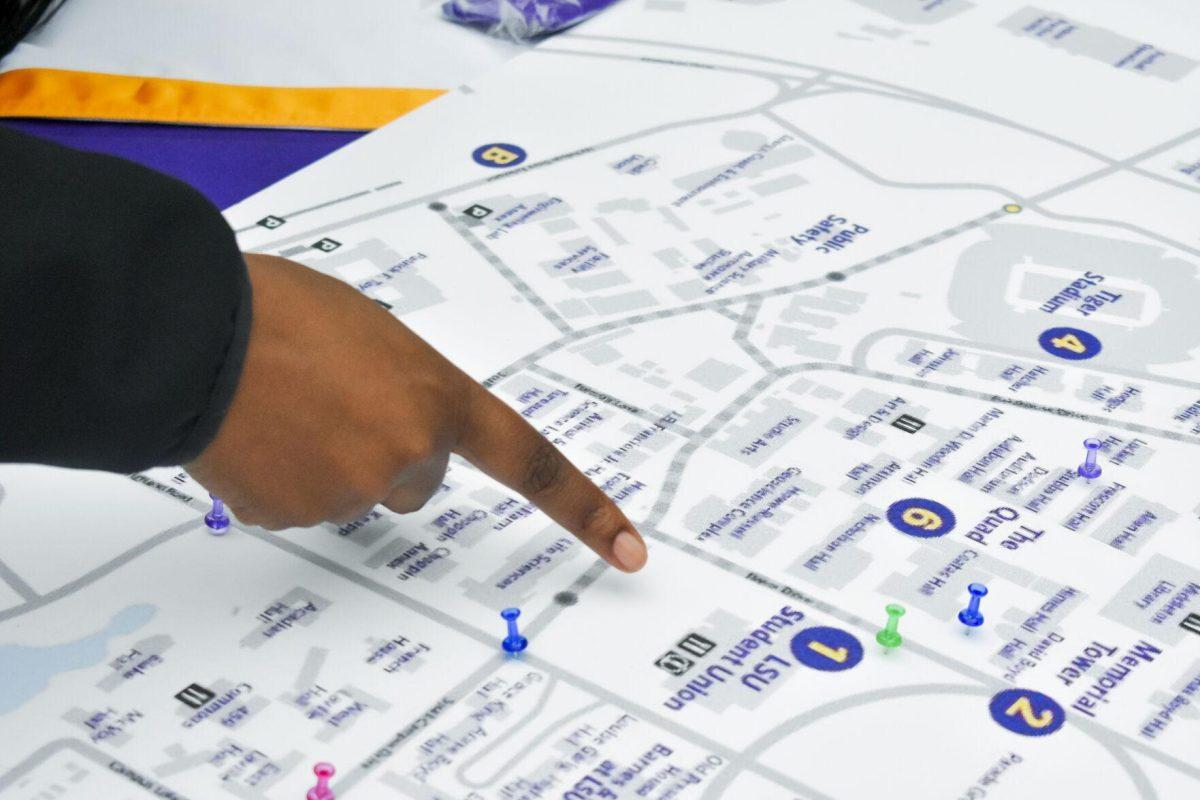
(807, 641, 848, 663)
(1050, 333, 1086, 354)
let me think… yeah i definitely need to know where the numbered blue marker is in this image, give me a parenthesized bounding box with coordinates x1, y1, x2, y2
(887, 498, 956, 538)
(472, 143, 527, 168)
(989, 688, 1065, 737)
(790, 626, 864, 672)
(1038, 327, 1101, 361)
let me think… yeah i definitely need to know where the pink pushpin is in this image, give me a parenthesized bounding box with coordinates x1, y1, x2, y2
(306, 762, 335, 800)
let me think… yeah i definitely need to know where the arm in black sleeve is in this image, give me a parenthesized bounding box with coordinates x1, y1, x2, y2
(0, 126, 252, 472)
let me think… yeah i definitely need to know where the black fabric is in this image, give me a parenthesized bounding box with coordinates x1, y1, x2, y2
(0, 126, 251, 471)
(0, 0, 67, 60)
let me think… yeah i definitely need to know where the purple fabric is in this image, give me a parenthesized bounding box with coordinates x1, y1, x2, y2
(0, 119, 363, 209)
(443, 0, 617, 40)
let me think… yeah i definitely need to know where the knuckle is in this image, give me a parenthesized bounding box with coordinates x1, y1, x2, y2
(394, 435, 438, 467)
(294, 512, 325, 529)
(384, 496, 422, 515)
(523, 440, 566, 496)
(352, 469, 393, 503)
(333, 503, 375, 526)
(579, 499, 618, 535)
(384, 481, 439, 516)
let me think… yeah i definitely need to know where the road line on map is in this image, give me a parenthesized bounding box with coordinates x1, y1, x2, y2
(520, 651, 836, 800)
(523, 362, 688, 432)
(242, 526, 827, 797)
(852, 327, 1200, 391)
(452, 682, 582, 788)
(0, 519, 203, 624)
(1027, 126, 1200, 205)
(0, 557, 38, 602)
(1025, 203, 1200, 259)
(698, 683, 991, 800)
(483, 207, 1007, 388)
(247, 88, 791, 252)
(0, 737, 193, 798)
(566, 34, 1119, 165)
(764, 110, 1023, 199)
(435, 206, 574, 335)
(732, 297, 777, 372)
(234, 190, 372, 234)
(635, 362, 1200, 784)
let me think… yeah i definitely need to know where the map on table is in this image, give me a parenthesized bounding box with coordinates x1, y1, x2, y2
(3, 1, 1200, 797)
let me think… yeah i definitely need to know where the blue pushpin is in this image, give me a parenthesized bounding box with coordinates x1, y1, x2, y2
(958, 582, 988, 628)
(500, 608, 528, 654)
(1077, 438, 1102, 480)
(204, 494, 230, 535)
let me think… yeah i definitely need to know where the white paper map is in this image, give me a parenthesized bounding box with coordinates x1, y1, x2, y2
(4, 1, 1200, 797)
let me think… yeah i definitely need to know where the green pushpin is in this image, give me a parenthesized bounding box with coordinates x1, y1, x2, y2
(876, 603, 906, 649)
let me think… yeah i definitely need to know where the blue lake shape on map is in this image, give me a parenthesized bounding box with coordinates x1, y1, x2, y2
(0, 604, 156, 715)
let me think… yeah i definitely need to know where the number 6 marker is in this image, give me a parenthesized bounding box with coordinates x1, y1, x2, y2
(887, 498, 956, 538)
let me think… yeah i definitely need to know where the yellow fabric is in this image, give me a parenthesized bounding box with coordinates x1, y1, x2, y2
(0, 68, 446, 129)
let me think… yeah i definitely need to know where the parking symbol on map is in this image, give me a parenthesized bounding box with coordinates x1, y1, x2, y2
(1038, 326, 1102, 361)
(790, 626, 863, 672)
(891, 413, 926, 434)
(989, 688, 1065, 736)
(256, 215, 286, 229)
(472, 143, 527, 168)
(463, 204, 493, 219)
(311, 237, 342, 252)
(887, 498, 956, 538)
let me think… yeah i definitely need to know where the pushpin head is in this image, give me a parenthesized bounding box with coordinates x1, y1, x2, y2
(500, 607, 528, 654)
(502, 635, 529, 654)
(1078, 437, 1103, 479)
(876, 603, 905, 649)
(958, 582, 988, 627)
(204, 494, 230, 534)
(307, 762, 335, 800)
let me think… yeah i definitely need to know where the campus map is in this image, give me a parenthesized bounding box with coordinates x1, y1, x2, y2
(3, 1, 1200, 797)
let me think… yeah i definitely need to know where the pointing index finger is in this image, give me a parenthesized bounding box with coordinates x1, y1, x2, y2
(454, 384, 648, 573)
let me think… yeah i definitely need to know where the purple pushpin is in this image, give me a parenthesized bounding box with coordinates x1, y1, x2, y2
(501, 608, 528, 654)
(204, 494, 229, 534)
(307, 762, 335, 800)
(1077, 438, 1102, 480)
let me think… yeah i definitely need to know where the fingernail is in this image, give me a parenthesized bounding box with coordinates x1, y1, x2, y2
(612, 530, 648, 572)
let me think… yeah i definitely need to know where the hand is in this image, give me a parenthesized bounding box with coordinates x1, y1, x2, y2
(186, 253, 649, 572)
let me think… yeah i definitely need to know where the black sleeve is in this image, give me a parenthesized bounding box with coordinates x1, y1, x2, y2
(0, 126, 252, 472)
